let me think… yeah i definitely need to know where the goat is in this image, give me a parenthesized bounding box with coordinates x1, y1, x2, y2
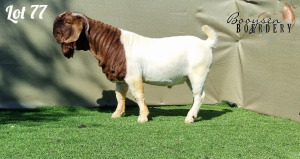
(53, 11, 217, 123)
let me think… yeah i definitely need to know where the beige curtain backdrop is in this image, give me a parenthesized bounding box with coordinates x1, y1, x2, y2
(0, 0, 299, 122)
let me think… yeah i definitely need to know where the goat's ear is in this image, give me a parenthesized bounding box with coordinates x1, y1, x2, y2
(64, 18, 84, 43)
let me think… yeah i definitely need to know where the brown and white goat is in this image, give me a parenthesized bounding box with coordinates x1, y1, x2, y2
(53, 11, 217, 123)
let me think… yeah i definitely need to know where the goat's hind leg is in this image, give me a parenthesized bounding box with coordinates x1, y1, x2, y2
(185, 89, 205, 123)
(112, 82, 128, 118)
(185, 71, 209, 123)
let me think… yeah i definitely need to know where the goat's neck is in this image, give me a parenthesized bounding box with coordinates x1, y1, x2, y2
(86, 18, 127, 81)
(87, 18, 121, 64)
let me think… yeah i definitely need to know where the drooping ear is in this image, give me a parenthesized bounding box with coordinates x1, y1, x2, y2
(71, 12, 90, 35)
(64, 13, 89, 43)
(64, 19, 84, 43)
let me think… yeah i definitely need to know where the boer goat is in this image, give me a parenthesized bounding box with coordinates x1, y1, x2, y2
(53, 11, 217, 123)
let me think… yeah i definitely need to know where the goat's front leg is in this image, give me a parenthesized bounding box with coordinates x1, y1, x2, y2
(126, 76, 149, 123)
(112, 82, 128, 118)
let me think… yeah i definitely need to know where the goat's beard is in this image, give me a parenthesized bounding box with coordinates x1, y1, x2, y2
(61, 42, 75, 58)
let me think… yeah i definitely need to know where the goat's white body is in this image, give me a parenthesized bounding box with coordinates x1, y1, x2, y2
(117, 26, 217, 123)
(120, 30, 212, 88)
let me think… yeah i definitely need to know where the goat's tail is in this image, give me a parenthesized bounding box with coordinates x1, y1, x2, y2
(202, 25, 218, 48)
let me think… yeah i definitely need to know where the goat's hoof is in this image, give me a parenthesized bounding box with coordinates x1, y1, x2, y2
(185, 117, 195, 123)
(138, 116, 148, 123)
(111, 112, 124, 118)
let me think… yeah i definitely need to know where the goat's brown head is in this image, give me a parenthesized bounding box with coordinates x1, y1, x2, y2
(53, 11, 90, 58)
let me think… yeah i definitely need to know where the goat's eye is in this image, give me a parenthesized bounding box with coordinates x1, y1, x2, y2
(65, 20, 72, 24)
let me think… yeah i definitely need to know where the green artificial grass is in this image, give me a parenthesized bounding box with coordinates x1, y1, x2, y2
(0, 102, 299, 159)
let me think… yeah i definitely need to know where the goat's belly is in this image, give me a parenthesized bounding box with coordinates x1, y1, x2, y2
(141, 61, 188, 86)
(143, 76, 188, 86)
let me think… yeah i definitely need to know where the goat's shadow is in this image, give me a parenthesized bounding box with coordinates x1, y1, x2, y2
(96, 91, 232, 122)
(96, 90, 137, 107)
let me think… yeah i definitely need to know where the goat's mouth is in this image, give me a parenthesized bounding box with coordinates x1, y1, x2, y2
(54, 34, 69, 44)
(55, 37, 65, 44)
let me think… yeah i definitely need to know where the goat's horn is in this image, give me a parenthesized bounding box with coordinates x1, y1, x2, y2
(58, 11, 66, 17)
